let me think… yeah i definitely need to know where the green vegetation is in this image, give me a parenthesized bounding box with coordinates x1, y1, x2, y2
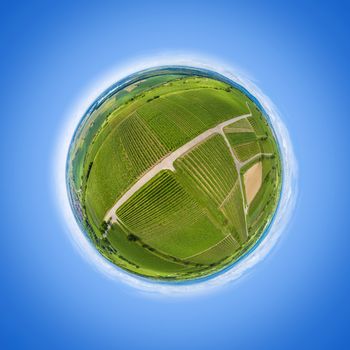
(137, 86, 247, 151)
(67, 68, 282, 281)
(174, 135, 246, 244)
(108, 223, 187, 274)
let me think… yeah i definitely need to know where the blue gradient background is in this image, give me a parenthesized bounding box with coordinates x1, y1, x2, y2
(1, 1, 349, 349)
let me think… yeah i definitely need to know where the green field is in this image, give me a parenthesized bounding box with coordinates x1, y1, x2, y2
(67, 68, 282, 281)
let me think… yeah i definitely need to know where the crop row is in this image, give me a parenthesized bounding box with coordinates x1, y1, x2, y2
(117, 171, 225, 259)
(175, 135, 238, 206)
(165, 92, 229, 127)
(225, 132, 258, 146)
(233, 141, 261, 162)
(223, 118, 253, 133)
(137, 87, 249, 151)
(247, 113, 267, 135)
(117, 171, 202, 238)
(174, 135, 247, 245)
(84, 108, 172, 226)
(85, 129, 136, 226)
(119, 112, 168, 174)
(144, 214, 224, 260)
(182, 88, 247, 119)
(138, 98, 206, 150)
(186, 234, 238, 265)
(117, 171, 202, 233)
(220, 183, 247, 243)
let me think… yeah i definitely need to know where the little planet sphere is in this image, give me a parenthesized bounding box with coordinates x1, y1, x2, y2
(67, 66, 282, 281)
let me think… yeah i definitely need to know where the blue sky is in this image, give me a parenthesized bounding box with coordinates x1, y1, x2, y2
(1, 1, 349, 349)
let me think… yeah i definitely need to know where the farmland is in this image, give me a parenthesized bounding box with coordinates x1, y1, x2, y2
(67, 67, 282, 281)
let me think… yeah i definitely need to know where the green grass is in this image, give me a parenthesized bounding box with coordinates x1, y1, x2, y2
(247, 157, 280, 228)
(247, 112, 266, 134)
(111, 74, 187, 107)
(107, 223, 188, 274)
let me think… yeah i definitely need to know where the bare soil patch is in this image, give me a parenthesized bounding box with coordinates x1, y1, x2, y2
(244, 161, 262, 205)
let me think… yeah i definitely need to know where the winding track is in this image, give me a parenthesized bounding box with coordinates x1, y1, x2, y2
(104, 103, 268, 225)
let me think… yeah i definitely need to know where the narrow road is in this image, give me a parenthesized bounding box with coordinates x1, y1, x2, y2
(104, 109, 252, 223)
(239, 152, 273, 169)
(220, 129, 249, 223)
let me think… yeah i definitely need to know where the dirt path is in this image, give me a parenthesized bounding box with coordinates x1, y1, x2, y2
(220, 130, 249, 238)
(104, 108, 252, 223)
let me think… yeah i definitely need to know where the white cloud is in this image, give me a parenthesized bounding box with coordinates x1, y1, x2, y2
(52, 53, 298, 296)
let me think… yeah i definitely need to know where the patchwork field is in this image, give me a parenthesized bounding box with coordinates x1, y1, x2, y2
(67, 68, 282, 281)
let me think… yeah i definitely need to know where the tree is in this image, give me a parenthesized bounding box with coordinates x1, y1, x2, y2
(100, 221, 108, 231)
(127, 233, 139, 242)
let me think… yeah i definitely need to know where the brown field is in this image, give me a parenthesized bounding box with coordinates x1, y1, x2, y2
(244, 161, 262, 205)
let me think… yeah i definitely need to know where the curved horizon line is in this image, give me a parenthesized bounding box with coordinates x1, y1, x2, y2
(52, 52, 298, 296)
